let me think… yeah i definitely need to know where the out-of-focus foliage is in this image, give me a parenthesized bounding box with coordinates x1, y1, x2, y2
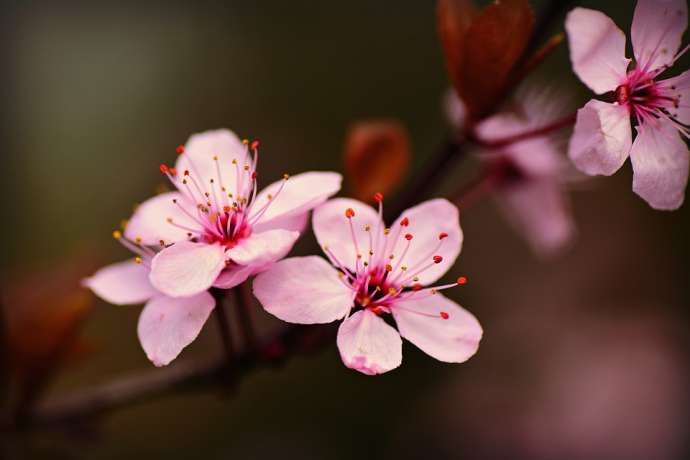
(344, 120, 410, 203)
(438, 0, 534, 122)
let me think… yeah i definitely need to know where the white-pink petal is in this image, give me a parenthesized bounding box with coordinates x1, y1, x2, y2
(630, 123, 689, 210)
(137, 291, 215, 367)
(631, 0, 688, 72)
(313, 197, 383, 273)
(390, 199, 462, 285)
(253, 256, 354, 324)
(124, 192, 200, 246)
(498, 180, 576, 256)
(565, 7, 630, 94)
(337, 309, 402, 375)
(251, 211, 309, 234)
(226, 229, 300, 266)
(150, 241, 226, 297)
(212, 264, 256, 290)
(250, 171, 342, 226)
(175, 129, 247, 196)
(83, 260, 158, 305)
(658, 69, 690, 125)
(568, 99, 632, 176)
(392, 293, 482, 363)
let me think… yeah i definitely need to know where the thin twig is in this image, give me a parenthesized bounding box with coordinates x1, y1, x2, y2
(211, 288, 235, 366)
(233, 284, 257, 351)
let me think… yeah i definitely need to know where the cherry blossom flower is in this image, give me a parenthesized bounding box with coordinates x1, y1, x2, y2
(253, 195, 482, 375)
(83, 233, 214, 366)
(566, 0, 690, 210)
(446, 89, 577, 256)
(124, 129, 342, 297)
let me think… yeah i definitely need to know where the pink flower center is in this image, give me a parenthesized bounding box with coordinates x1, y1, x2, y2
(615, 67, 688, 138)
(324, 194, 467, 320)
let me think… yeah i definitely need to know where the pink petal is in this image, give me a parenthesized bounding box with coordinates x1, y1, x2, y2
(565, 7, 630, 94)
(226, 229, 300, 266)
(250, 171, 342, 226)
(658, 69, 690, 125)
(213, 264, 256, 289)
(630, 123, 689, 210)
(252, 211, 308, 234)
(568, 99, 632, 176)
(82, 260, 157, 305)
(124, 192, 200, 246)
(390, 199, 462, 285)
(392, 293, 482, 363)
(444, 89, 467, 129)
(337, 309, 402, 375)
(175, 129, 247, 196)
(253, 256, 354, 324)
(631, 0, 688, 72)
(312, 198, 383, 273)
(149, 241, 226, 297)
(137, 291, 215, 366)
(498, 180, 576, 256)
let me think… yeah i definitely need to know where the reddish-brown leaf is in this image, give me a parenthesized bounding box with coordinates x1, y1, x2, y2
(344, 120, 411, 203)
(437, 0, 477, 92)
(458, 0, 534, 121)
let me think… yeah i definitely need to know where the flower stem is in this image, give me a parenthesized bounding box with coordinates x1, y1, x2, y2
(233, 284, 257, 352)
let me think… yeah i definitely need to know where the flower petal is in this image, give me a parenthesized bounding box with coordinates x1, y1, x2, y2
(630, 123, 689, 210)
(337, 309, 402, 375)
(390, 199, 463, 285)
(253, 256, 354, 324)
(124, 192, 200, 246)
(226, 229, 300, 266)
(632, 0, 688, 72)
(250, 171, 342, 226)
(212, 263, 256, 289)
(312, 198, 383, 273)
(175, 129, 248, 197)
(82, 260, 157, 305)
(137, 292, 215, 367)
(150, 241, 226, 297)
(565, 7, 630, 94)
(252, 211, 308, 234)
(568, 99, 632, 176)
(392, 293, 482, 363)
(498, 180, 576, 256)
(658, 69, 690, 125)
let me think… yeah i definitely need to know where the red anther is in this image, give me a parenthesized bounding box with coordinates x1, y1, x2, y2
(439, 232, 448, 240)
(223, 206, 231, 213)
(385, 264, 393, 272)
(457, 276, 467, 285)
(169, 167, 177, 176)
(374, 192, 383, 203)
(371, 307, 384, 316)
(159, 164, 169, 174)
(184, 170, 190, 176)
(250, 140, 260, 150)
(251, 171, 257, 180)
(405, 233, 413, 241)
(345, 208, 355, 218)
(433, 255, 443, 264)
(400, 217, 409, 227)
(412, 283, 423, 291)
(440, 311, 449, 320)
(176, 144, 185, 155)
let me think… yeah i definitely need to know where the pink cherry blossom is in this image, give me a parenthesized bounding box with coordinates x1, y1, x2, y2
(446, 89, 577, 256)
(566, 0, 690, 210)
(124, 129, 342, 297)
(83, 235, 215, 367)
(253, 196, 482, 375)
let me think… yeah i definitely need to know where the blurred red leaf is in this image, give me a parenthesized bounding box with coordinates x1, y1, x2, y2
(439, 0, 534, 123)
(344, 120, 411, 203)
(437, 0, 477, 92)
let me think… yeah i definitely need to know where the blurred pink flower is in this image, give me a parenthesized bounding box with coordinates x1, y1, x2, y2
(125, 129, 341, 297)
(447, 90, 577, 256)
(253, 196, 482, 375)
(83, 243, 214, 367)
(566, 0, 690, 210)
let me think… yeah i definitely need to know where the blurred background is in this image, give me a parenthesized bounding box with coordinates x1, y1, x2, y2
(1, 0, 689, 459)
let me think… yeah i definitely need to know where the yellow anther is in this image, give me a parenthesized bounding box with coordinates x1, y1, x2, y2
(166, 217, 173, 223)
(232, 159, 238, 164)
(135, 237, 142, 244)
(413, 276, 419, 282)
(267, 194, 273, 200)
(112, 230, 122, 239)
(213, 155, 218, 161)
(384, 228, 391, 235)
(360, 297, 371, 307)
(159, 239, 165, 246)
(242, 139, 249, 145)
(283, 173, 290, 180)
(388, 287, 397, 295)
(134, 256, 142, 264)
